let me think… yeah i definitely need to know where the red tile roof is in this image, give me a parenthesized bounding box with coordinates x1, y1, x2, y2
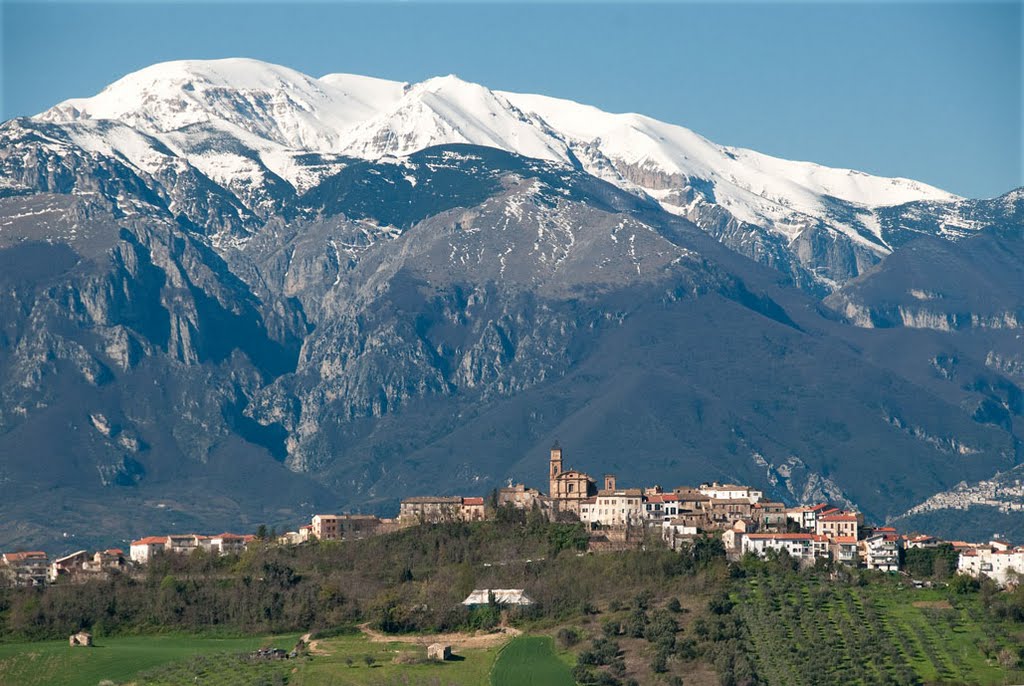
(2, 551, 47, 563)
(131, 536, 168, 546)
(462, 497, 485, 506)
(746, 533, 814, 541)
(820, 514, 858, 522)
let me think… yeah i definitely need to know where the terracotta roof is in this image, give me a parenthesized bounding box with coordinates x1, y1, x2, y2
(820, 514, 858, 522)
(103, 549, 124, 555)
(213, 533, 245, 540)
(462, 497, 485, 506)
(132, 536, 169, 548)
(3, 551, 47, 563)
(832, 536, 858, 544)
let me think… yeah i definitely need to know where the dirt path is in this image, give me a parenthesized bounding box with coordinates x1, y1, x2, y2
(299, 632, 329, 655)
(358, 622, 521, 650)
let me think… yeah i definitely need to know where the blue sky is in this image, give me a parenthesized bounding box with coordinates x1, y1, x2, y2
(2, 1, 1020, 198)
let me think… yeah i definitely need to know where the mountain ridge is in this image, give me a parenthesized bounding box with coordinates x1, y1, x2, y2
(1, 59, 1021, 551)
(34, 58, 964, 290)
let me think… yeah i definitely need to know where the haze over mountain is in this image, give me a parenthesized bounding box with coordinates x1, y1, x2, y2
(1, 58, 1020, 550)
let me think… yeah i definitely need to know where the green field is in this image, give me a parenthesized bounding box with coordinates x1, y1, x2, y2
(0, 631, 504, 686)
(490, 636, 574, 686)
(0, 634, 299, 686)
(737, 573, 1024, 686)
(288, 633, 499, 686)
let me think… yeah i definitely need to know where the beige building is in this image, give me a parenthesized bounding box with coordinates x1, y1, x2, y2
(709, 498, 753, 526)
(751, 501, 787, 531)
(816, 513, 859, 540)
(312, 514, 341, 540)
(497, 483, 542, 509)
(2, 551, 49, 586)
(579, 488, 644, 527)
(400, 496, 487, 524)
(461, 497, 486, 521)
(547, 442, 597, 514)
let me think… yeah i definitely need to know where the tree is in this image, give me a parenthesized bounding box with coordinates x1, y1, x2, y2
(256, 524, 269, 540)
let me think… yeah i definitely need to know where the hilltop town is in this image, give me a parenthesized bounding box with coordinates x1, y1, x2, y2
(4, 443, 1021, 589)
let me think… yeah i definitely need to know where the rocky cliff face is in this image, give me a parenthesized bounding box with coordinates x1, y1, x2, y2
(1, 78, 1022, 549)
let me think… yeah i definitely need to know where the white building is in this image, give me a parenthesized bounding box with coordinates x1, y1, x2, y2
(863, 534, 901, 572)
(129, 536, 167, 564)
(579, 489, 644, 527)
(699, 482, 763, 504)
(785, 503, 830, 532)
(662, 520, 700, 550)
(958, 542, 1024, 587)
(643, 494, 681, 522)
(461, 589, 534, 606)
(741, 533, 828, 561)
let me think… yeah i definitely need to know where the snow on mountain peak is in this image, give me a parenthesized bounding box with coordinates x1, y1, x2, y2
(34, 58, 961, 253)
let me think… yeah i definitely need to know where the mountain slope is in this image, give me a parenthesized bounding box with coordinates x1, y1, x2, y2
(36, 58, 966, 290)
(0, 59, 1020, 550)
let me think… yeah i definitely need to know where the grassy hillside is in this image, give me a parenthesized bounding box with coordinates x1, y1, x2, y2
(0, 634, 299, 686)
(491, 636, 574, 686)
(2, 521, 1024, 686)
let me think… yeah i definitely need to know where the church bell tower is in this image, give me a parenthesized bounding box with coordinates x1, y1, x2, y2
(549, 441, 563, 497)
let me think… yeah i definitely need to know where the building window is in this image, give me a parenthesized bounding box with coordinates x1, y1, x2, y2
(568, 483, 575, 493)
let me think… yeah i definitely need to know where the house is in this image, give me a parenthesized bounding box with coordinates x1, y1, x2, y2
(751, 501, 787, 531)
(644, 494, 681, 522)
(130, 536, 167, 563)
(461, 589, 534, 606)
(400, 496, 464, 523)
(741, 533, 828, 562)
(461, 497, 486, 522)
(399, 497, 486, 524)
(830, 537, 859, 565)
(311, 514, 342, 540)
(662, 519, 700, 550)
(1, 551, 49, 586)
(86, 549, 126, 575)
(863, 533, 901, 572)
(166, 534, 205, 555)
(497, 483, 542, 510)
(547, 442, 597, 515)
(722, 520, 753, 554)
(49, 550, 90, 582)
(816, 513, 859, 541)
(708, 498, 753, 527)
(579, 488, 644, 527)
(958, 542, 1024, 587)
(698, 482, 763, 504)
(785, 503, 830, 532)
(311, 515, 383, 541)
(905, 534, 941, 549)
(208, 533, 251, 555)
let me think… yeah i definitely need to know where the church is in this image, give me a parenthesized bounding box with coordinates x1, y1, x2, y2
(547, 441, 600, 514)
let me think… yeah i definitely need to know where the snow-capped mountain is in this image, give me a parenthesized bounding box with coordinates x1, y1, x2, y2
(35, 58, 963, 289)
(2, 57, 1020, 550)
